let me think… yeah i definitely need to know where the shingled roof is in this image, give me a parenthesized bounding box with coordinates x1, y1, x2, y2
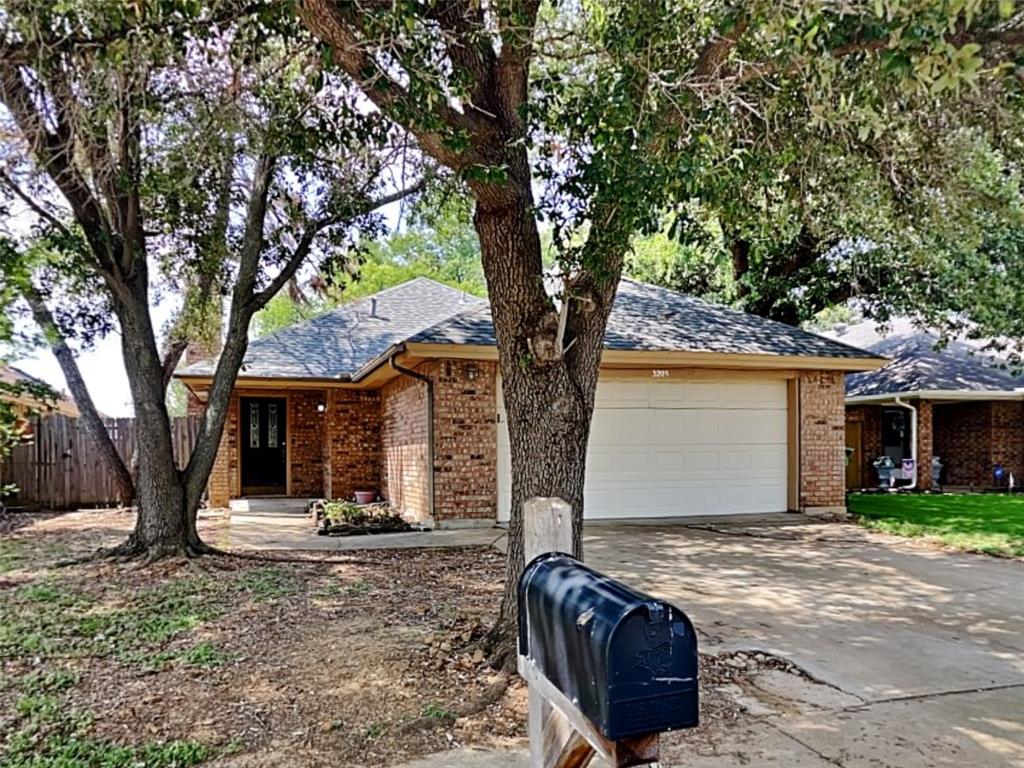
(822, 318, 1024, 399)
(410, 279, 880, 360)
(179, 277, 483, 380)
(180, 277, 881, 382)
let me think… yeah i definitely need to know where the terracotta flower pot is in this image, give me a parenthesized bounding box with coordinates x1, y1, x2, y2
(354, 490, 376, 505)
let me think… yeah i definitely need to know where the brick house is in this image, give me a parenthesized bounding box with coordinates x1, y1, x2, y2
(177, 278, 884, 526)
(825, 319, 1024, 490)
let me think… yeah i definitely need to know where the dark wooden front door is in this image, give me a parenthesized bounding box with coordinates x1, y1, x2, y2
(241, 397, 287, 495)
(845, 420, 863, 489)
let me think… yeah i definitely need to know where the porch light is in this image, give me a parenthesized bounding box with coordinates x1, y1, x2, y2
(317, 401, 326, 413)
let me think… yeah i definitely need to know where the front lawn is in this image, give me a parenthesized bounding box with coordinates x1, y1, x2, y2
(0, 510, 521, 767)
(847, 493, 1024, 557)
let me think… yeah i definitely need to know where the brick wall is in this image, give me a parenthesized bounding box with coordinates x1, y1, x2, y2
(991, 401, 1024, 485)
(916, 400, 933, 490)
(288, 390, 326, 497)
(431, 360, 498, 523)
(208, 396, 238, 507)
(324, 389, 381, 501)
(205, 387, 382, 505)
(380, 373, 431, 522)
(843, 399, 1024, 489)
(934, 402, 993, 486)
(379, 359, 499, 525)
(799, 371, 847, 512)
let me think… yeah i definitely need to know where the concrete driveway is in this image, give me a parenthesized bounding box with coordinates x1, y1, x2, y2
(584, 517, 1024, 767)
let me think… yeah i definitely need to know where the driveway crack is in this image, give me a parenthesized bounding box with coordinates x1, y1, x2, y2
(857, 680, 1024, 707)
(762, 718, 849, 767)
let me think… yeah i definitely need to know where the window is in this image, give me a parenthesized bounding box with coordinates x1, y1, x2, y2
(268, 403, 278, 447)
(249, 403, 260, 448)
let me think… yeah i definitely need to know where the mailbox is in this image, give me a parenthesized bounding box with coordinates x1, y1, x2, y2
(518, 553, 698, 741)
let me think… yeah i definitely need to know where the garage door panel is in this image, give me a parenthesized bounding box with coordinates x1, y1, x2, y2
(586, 445, 652, 474)
(688, 410, 787, 444)
(588, 410, 653, 442)
(594, 380, 649, 408)
(496, 375, 790, 521)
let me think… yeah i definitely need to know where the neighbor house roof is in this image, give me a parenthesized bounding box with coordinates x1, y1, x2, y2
(0, 364, 80, 417)
(179, 277, 883, 385)
(178, 277, 484, 380)
(822, 318, 1024, 401)
(410, 279, 881, 361)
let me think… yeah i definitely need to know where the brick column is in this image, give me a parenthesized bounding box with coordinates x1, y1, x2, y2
(991, 401, 1024, 486)
(798, 371, 847, 515)
(916, 400, 933, 490)
(207, 395, 238, 507)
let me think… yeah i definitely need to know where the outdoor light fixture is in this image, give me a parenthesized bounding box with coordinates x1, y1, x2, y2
(317, 402, 326, 413)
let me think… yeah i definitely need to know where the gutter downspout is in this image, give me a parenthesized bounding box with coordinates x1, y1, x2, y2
(389, 354, 435, 524)
(893, 396, 918, 490)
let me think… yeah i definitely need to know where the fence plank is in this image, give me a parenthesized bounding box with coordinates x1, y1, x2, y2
(0, 414, 201, 509)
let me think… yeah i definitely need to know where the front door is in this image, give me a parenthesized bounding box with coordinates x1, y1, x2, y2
(845, 420, 863, 489)
(240, 397, 287, 495)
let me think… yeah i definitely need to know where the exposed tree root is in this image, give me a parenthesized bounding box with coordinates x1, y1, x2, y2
(482, 615, 518, 670)
(391, 665, 516, 736)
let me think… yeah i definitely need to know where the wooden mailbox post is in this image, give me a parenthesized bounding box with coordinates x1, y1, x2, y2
(519, 497, 662, 768)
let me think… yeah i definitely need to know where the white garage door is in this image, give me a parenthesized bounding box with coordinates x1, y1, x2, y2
(497, 376, 789, 521)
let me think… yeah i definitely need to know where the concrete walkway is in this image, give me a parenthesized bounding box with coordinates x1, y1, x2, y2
(221, 511, 506, 551)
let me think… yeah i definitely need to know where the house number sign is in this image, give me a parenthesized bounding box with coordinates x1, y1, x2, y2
(652, 369, 670, 378)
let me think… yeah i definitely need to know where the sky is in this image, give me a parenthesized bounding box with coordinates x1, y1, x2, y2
(6, 201, 409, 419)
(13, 332, 136, 417)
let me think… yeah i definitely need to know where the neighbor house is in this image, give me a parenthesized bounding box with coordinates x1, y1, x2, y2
(176, 278, 885, 526)
(0, 364, 79, 419)
(824, 319, 1024, 490)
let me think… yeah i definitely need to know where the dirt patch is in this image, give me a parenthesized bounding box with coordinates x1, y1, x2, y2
(1, 509, 751, 767)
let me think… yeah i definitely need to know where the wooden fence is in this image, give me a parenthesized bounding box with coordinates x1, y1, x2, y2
(0, 414, 201, 509)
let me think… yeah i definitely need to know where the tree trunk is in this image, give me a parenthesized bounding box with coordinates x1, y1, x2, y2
(473, 192, 620, 662)
(112, 273, 197, 558)
(23, 288, 137, 507)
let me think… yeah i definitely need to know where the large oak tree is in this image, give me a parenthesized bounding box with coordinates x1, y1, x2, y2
(297, 0, 1024, 651)
(0, 1, 417, 558)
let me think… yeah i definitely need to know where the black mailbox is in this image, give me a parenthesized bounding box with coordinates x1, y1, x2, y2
(518, 553, 698, 741)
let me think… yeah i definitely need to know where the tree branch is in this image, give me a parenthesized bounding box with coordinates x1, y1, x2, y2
(691, 16, 748, 79)
(22, 285, 136, 506)
(730, 22, 1024, 89)
(298, 0, 489, 171)
(0, 62, 121, 280)
(251, 177, 429, 309)
(0, 170, 73, 237)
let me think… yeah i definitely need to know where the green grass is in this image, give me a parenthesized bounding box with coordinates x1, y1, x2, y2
(3, 668, 216, 768)
(0, 576, 222, 663)
(3, 692, 214, 768)
(232, 566, 298, 602)
(848, 493, 1024, 557)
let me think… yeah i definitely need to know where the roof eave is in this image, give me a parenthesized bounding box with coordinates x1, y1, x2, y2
(847, 388, 1024, 404)
(405, 342, 887, 372)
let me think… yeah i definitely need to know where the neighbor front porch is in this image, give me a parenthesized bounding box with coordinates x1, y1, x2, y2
(845, 398, 1024, 490)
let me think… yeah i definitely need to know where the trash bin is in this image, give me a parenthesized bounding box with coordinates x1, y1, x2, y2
(994, 463, 1006, 487)
(932, 457, 943, 489)
(873, 456, 896, 488)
